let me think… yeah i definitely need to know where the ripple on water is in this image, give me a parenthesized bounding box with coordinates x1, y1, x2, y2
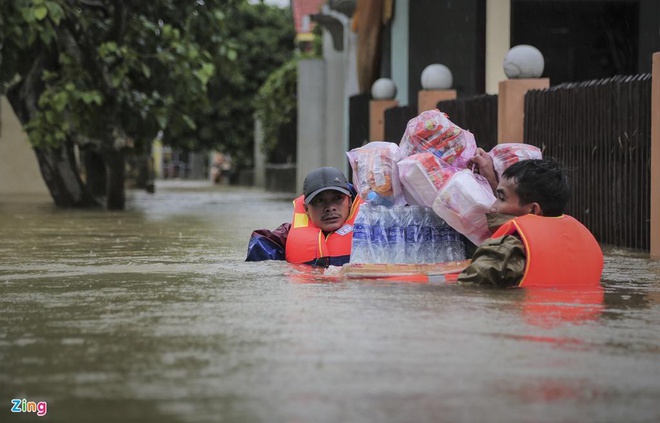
(1, 183, 659, 423)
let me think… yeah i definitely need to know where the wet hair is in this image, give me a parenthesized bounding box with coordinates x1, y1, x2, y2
(502, 157, 571, 217)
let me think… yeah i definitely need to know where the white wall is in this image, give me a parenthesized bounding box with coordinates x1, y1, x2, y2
(0, 97, 49, 195)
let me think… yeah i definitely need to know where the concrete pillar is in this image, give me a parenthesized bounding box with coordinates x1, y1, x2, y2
(323, 29, 349, 174)
(188, 152, 206, 179)
(297, 58, 327, 193)
(253, 116, 265, 188)
(485, 0, 510, 95)
(497, 78, 550, 143)
(151, 139, 163, 179)
(651, 52, 660, 259)
(369, 99, 398, 141)
(391, 0, 409, 104)
(418, 90, 457, 114)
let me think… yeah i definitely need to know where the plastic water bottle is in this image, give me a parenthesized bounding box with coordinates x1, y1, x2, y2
(366, 192, 394, 207)
(429, 212, 447, 263)
(387, 206, 406, 263)
(449, 229, 467, 261)
(370, 205, 389, 263)
(351, 204, 372, 263)
(439, 225, 467, 262)
(405, 205, 422, 263)
(419, 207, 434, 263)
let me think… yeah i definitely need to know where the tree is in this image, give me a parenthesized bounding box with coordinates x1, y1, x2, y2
(254, 57, 298, 164)
(0, 0, 240, 209)
(252, 22, 322, 166)
(172, 2, 295, 169)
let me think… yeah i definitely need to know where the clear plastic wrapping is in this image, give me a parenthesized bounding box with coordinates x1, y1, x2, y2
(398, 152, 457, 207)
(431, 169, 496, 246)
(489, 143, 543, 179)
(399, 109, 477, 169)
(346, 141, 405, 206)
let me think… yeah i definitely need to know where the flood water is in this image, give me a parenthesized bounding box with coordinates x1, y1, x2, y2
(1, 181, 659, 423)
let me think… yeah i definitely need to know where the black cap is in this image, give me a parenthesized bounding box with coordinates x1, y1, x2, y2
(303, 167, 351, 204)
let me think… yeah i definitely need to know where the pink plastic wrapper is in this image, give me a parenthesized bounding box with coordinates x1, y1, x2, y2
(489, 143, 542, 179)
(398, 152, 457, 207)
(399, 109, 477, 169)
(346, 141, 405, 205)
(431, 169, 496, 245)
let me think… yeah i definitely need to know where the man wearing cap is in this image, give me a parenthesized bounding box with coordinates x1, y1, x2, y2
(246, 167, 363, 267)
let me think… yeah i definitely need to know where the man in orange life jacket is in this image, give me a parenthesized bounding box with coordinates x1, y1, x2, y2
(458, 155, 603, 288)
(246, 167, 363, 267)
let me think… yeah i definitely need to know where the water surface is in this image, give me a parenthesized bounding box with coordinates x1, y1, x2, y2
(1, 181, 659, 423)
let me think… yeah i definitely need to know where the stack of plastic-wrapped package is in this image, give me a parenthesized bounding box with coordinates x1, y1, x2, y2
(346, 108, 542, 265)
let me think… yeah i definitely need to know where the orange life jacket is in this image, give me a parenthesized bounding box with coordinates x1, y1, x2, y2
(285, 195, 363, 266)
(491, 214, 603, 288)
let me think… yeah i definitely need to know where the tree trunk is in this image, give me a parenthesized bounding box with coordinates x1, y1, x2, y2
(34, 143, 100, 208)
(132, 154, 155, 193)
(105, 149, 126, 210)
(6, 53, 99, 209)
(83, 150, 107, 198)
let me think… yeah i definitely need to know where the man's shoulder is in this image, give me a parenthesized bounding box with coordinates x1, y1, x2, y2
(245, 222, 291, 262)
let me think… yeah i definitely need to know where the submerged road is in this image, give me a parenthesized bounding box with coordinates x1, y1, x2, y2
(1, 181, 659, 423)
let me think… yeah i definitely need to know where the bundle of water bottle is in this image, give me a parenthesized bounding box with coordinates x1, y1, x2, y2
(350, 202, 466, 264)
(345, 108, 543, 265)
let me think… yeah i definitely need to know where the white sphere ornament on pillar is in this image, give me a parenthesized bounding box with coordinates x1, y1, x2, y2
(420, 64, 453, 90)
(503, 45, 545, 79)
(371, 78, 397, 100)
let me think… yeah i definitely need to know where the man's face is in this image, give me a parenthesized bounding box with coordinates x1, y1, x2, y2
(490, 176, 532, 216)
(304, 190, 351, 233)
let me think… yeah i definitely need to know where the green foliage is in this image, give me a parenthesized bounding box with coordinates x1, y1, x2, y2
(0, 0, 241, 153)
(254, 58, 298, 162)
(0, 0, 295, 176)
(170, 2, 295, 167)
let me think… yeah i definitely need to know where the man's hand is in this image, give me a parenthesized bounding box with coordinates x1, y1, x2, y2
(469, 148, 498, 193)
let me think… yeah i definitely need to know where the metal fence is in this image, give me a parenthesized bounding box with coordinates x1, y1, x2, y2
(525, 74, 652, 251)
(437, 94, 499, 151)
(362, 75, 652, 251)
(384, 105, 417, 143)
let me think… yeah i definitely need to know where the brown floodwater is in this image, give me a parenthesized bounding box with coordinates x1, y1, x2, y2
(1, 181, 659, 423)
